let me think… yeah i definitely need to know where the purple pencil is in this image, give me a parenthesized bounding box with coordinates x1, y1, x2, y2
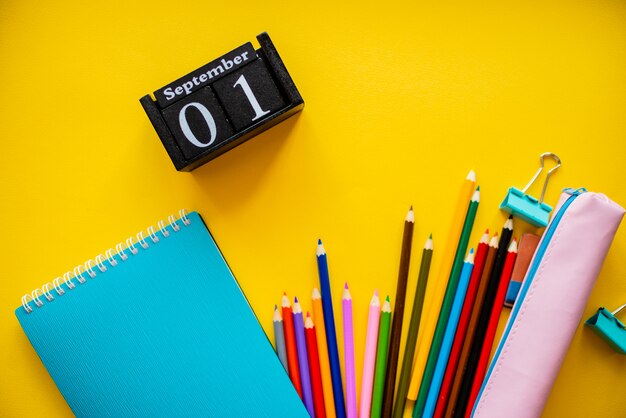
(293, 297, 315, 417)
(343, 283, 357, 418)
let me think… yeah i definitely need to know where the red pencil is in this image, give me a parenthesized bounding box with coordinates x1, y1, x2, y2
(305, 312, 327, 418)
(433, 230, 490, 418)
(282, 293, 303, 397)
(464, 239, 518, 417)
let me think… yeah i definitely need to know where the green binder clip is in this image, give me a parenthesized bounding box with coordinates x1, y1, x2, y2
(500, 152, 561, 228)
(585, 302, 626, 354)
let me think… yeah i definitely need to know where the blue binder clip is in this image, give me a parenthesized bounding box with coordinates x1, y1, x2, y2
(585, 302, 626, 354)
(500, 152, 561, 228)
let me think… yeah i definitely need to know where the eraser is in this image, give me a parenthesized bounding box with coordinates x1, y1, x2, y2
(504, 233, 540, 308)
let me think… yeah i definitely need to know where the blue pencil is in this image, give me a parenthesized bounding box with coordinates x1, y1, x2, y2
(422, 248, 475, 418)
(293, 297, 315, 417)
(316, 239, 347, 418)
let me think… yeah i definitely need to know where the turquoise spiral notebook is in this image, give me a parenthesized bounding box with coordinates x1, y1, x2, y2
(15, 211, 307, 417)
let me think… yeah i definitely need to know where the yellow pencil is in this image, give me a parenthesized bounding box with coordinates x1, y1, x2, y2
(313, 288, 336, 418)
(407, 170, 476, 400)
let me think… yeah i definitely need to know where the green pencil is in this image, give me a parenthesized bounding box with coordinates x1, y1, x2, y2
(413, 187, 480, 417)
(392, 235, 434, 418)
(371, 296, 392, 418)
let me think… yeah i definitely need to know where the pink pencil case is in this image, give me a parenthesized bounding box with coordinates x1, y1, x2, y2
(472, 188, 625, 418)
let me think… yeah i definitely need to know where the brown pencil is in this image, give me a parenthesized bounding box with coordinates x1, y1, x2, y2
(382, 207, 415, 418)
(444, 234, 498, 418)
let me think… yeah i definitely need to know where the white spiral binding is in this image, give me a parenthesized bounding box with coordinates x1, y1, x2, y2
(20, 210, 192, 313)
(105, 249, 118, 267)
(115, 243, 128, 261)
(62, 272, 76, 289)
(74, 265, 88, 283)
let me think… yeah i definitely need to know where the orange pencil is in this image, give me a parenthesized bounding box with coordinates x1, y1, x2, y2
(282, 293, 302, 397)
(306, 312, 327, 418)
(312, 288, 336, 417)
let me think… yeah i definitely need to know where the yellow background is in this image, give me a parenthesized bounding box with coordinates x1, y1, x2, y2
(1, 1, 625, 417)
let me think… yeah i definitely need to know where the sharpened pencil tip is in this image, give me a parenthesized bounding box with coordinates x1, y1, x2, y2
(306, 312, 310, 318)
(273, 306, 282, 322)
(292, 299, 302, 314)
(489, 234, 500, 247)
(370, 291, 380, 306)
(316, 240, 326, 256)
(312, 288, 321, 299)
(294, 296, 299, 303)
(385, 295, 390, 302)
(425, 235, 434, 250)
(429, 233, 432, 238)
(480, 230, 490, 244)
(406, 207, 415, 223)
(467, 170, 476, 182)
(344, 282, 349, 289)
(342, 285, 352, 300)
(471, 188, 480, 202)
(508, 215, 513, 219)
(382, 298, 392, 312)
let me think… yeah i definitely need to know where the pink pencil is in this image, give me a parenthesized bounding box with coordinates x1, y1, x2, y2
(359, 290, 381, 418)
(343, 282, 357, 418)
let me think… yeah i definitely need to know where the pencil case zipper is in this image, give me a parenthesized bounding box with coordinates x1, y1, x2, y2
(474, 187, 586, 407)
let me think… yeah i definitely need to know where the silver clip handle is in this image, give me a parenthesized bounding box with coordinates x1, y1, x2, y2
(520, 152, 561, 204)
(612, 302, 626, 317)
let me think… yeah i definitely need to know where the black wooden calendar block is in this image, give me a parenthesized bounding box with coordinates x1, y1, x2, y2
(162, 87, 234, 160)
(140, 32, 304, 172)
(153, 43, 257, 109)
(212, 58, 286, 131)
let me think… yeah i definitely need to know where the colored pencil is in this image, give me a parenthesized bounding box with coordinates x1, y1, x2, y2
(360, 290, 382, 418)
(444, 234, 498, 418)
(382, 207, 415, 418)
(306, 312, 327, 418)
(294, 297, 315, 417)
(433, 231, 490, 418)
(282, 293, 303, 397)
(464, 239, 518, 417)
(408, 170, 476, 400)
(392, 235, 434, 418)
(273, 304, 289, 372)
(317, 240, 347, 418)
(343, 283, 357, 418)
(452, 216, 513, 418)
(413, 187, 480, 418)
(423, 249, 475, 417)
(313, 287, 337, 418)
(371, 296, 392, 418)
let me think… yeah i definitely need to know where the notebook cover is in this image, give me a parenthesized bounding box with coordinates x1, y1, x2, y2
(15, 211, 308, 417)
